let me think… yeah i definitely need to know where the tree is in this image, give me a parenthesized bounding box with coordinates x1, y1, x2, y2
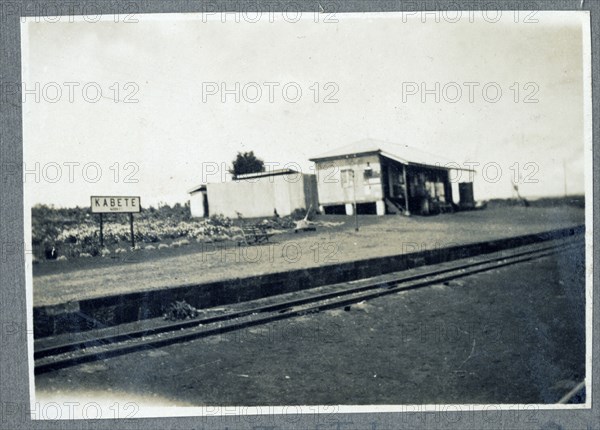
(230, 151, 265, 178)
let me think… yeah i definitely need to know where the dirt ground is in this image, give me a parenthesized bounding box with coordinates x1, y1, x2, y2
(36, 244, 586, 406)
(32, 206, 584, 306)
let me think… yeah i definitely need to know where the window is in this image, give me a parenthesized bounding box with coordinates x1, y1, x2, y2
(363, 167, 381, 181)
(341, 169, 353, 188)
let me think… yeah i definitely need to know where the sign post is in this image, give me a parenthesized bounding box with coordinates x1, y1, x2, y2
(99, 213, 104, 247)
(129, 213, 135, 248)
(351, 170, 359, 232)
(91, 196, 141, 248)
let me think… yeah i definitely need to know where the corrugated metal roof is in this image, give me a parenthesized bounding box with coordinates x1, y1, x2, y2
(310, 139, 474, 171)
(188, 184, 207, 194)
(235, 168, 301, 180)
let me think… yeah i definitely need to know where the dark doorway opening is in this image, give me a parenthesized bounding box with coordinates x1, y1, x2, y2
(356, 202, 377, 215)
(323, 205, 346, 215)
(203, 193, 209, 217)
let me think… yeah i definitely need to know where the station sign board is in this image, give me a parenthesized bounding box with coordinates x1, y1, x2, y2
(91, 196, 141, 214)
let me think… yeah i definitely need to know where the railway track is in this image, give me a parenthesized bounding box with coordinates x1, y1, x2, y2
(34, 236, 584, 375)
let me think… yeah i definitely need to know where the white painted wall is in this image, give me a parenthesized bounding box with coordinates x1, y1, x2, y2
(206, 174, 318, 218)
(189, 191, 207, 218)
(314, 155, 384, 206)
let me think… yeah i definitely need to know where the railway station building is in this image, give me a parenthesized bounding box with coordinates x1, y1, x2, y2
(309, 139, 475, 216)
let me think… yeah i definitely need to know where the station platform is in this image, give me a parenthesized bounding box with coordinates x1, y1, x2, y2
(32, 206, 586, 338)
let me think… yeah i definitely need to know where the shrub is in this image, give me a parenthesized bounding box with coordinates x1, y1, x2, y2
(44, 245, 59, 260)
(163, 300, 199, 321)
(80, 244, 100, 257)
(209, 214, 233, 228)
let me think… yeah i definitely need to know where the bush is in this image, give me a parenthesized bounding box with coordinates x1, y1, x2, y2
(44, 245, 58, 260)
(163, 300, 199, 321)
(209, 214, 233, 228)
(80, 244, 100, 257)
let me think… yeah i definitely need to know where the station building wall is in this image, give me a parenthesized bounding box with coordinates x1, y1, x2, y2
(314, 154, 384, 207)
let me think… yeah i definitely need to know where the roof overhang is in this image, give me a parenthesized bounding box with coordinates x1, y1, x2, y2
(234, 168, 301, 180)
(309, 150, 381, 163)
(381, 152, 476, 172)
(311, 150, 476, 173)
(188, 184, 207, 194)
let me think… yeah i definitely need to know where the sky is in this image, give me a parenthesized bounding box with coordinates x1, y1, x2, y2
(21, 11, 590, 208)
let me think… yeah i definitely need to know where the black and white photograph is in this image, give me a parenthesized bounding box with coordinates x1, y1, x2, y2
(17, 6, 592, 422)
